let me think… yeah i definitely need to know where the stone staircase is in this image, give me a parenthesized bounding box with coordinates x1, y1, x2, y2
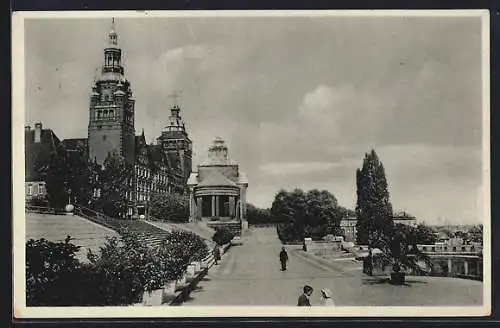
(206, 220, 242, 236)
(73, 205, 170, 249)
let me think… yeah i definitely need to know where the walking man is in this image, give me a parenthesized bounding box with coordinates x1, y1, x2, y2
(297, 285, 314, 306)
(279, 247, 289, 271)
(213, 245, 221, 265)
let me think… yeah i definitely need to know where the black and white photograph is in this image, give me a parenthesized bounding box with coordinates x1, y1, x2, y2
(12, 10, 490, 317)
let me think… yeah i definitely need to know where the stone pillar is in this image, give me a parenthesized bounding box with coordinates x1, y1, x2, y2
(464, 260, 469, 276)
(229, 196, 235, 217)
(215, 195, 220, 217)
(189, 188, 195, 222)
(211, 196, 216, 217)
(196, 197, 202, 220)
(447, 259, 453, 276)
(239, 188, 244, 220)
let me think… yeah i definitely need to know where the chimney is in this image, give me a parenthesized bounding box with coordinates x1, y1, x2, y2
(34, 122, 42, 143)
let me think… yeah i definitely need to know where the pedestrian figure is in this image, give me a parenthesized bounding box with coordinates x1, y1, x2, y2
(320, 288, 335, 306)
(367, 246, 373, 276)
(213, 245, 221, 265)
(302, 239, 307, 252)
(279, 247, 289, 271)
(297, 285, 313, 306)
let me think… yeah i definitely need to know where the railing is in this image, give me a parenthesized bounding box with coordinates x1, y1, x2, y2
(26, 205, 57, 214)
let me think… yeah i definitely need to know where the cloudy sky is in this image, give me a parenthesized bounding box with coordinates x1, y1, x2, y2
(24, 14, 486, 224)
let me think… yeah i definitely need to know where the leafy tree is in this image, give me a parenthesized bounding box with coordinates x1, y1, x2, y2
(149, 192, 189, 222)
(415, 223, 438, 245)
(271, 188, 344, 242)
(44, 143, 94, 209)
(246, 203, 274, 225)
(97, 153, 133, 218)
(355, 149, 394, 247)
(468, 224, 483, 243)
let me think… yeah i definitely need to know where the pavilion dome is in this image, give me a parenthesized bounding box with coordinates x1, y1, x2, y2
(238, 171, 248, 185)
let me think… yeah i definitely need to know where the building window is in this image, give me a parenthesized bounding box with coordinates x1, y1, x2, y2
(38, 184, 44, 195)
(27, 185, 33, 195)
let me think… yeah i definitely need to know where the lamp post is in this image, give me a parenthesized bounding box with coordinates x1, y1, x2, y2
(65, 185, 74, 215)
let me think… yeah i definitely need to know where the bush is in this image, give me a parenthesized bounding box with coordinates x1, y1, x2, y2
(162, 230, 209, 263)
(26, 229, 210, 306)
(212, 227, 235, 246)
(26, 236, 83, 306)
(149, 192, 189, 221)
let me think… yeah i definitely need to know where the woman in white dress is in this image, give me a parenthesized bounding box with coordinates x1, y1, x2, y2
(320, 288, 335, 306)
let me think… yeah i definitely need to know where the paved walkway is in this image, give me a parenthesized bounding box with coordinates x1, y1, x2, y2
(183, 227, 483, 306)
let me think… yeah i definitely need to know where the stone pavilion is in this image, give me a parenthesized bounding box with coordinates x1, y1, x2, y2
(187, 137, 248, 232)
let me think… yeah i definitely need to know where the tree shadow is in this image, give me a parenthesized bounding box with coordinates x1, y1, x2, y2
(361, 276, 429, 287)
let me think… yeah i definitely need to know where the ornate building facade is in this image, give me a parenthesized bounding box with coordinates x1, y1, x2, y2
(66, 20, 190, 217)
(187, 137, 248, 231)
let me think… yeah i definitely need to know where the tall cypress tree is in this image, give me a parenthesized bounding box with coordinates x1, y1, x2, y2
(355, 150, 393, 247)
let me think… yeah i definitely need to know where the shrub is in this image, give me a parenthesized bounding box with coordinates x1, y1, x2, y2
(26, 236, 83, 306)
(25, 230, 210, 306)
(162, 230, 209, 263)
(212, 227, 235, 246)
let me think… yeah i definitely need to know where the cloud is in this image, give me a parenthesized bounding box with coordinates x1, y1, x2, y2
(260, 161, 342, 176)
(300, 84, 355, 114)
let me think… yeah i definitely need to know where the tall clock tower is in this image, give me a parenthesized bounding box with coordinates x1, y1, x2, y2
(157, 101, 193, 187)
(88, 19, 136, 165)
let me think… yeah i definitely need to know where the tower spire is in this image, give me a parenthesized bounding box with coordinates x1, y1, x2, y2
(108, 17, 118, 46)
(169, 90, 182, 107)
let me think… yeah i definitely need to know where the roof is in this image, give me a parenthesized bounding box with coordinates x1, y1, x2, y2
(25, 128, 61, 181)
(197, 170, 237, 188)
(62, 138, 87, 152)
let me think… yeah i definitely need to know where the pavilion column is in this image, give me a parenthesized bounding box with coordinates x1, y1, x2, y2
(239, 186, 246, 220)
(215, 195, 220, 217)
(447, 259, 453, 276)
(196, 197, 202, 220)
(189, 188, 195, 222)
(464, 260, 469, 276)
(211, 196, 216, 217)
(229, 196, 235, 217)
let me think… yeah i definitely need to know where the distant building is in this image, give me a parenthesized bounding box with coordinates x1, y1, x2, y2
(187, 137, 248, 228)
(393, 211, 417, 227)
(24, 122, 61, 203)
(340, 216, 357, 242)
